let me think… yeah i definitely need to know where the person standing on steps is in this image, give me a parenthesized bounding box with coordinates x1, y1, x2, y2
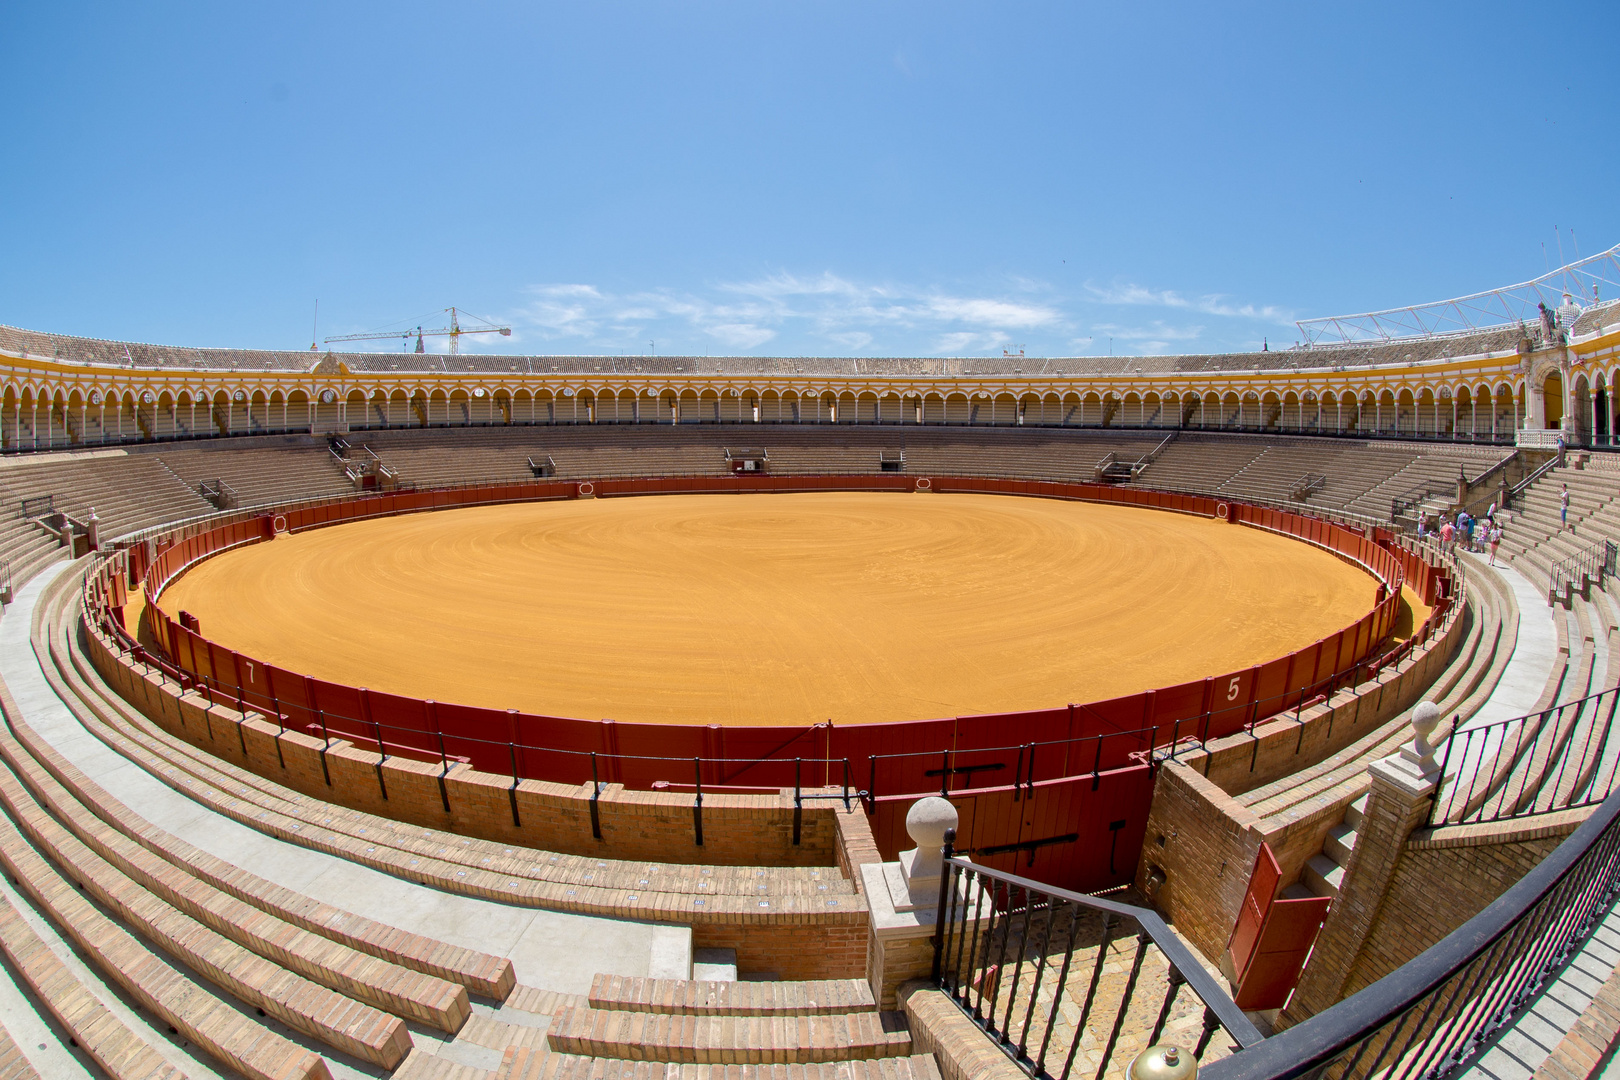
(1489, 523, 1503, 567)
(1561, 483, 1570, 529)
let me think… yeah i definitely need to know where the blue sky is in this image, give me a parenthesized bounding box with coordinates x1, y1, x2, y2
(3, 3, 1615, 358)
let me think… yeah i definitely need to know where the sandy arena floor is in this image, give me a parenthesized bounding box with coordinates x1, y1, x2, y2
(157, 492, 1386, 727)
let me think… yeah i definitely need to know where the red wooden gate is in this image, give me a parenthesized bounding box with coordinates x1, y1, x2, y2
(868, 765, 1154, 895)
(1226, 843, 1332, 1011)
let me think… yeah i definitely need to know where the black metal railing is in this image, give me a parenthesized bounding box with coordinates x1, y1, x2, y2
(1548, 538, 1618, 606)
(1390, 484, 1452, 526)
(20, 494, 53, 518)
(1202, 786, 1620, 1080)
(931, 834, 1264, 1080)
(1431, 684, 1620, 826)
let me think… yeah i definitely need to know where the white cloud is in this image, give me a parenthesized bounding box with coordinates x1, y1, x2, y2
(511, 273, 1066, 355)
(707, 323, 777, 349)
(1089, 322, 1207, 342)
(487, 270, 1292, 356)
(1083, 282, 1294, 325)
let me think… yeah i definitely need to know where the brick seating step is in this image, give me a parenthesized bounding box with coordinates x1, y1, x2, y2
(0, 754, 413, 1069)
(0, 714, 472, 1033)
(587, 975, 874, 1016)
(544, 1004, 912, 1066)
(10, 698, 513, 1000)
(0, 1019, 38, 1080)
(34, 607, 519, 999)
(0, 794, 330, 1080)
(0, 893, 182, 1080)
(395, 1047, 501, 1080)
(50, 584, 858, 926)
(528, 1054, 941, 1080)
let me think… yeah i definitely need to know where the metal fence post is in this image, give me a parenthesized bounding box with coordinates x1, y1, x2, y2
(931, 828, 956, 982)
(373, 719, 388, 801)
(589, 752, 603, 840)
(435, 729, 451, 813)
(693, 757, 704, 847)
(316, 707, 331, 786)
(508, 744, 521, 829)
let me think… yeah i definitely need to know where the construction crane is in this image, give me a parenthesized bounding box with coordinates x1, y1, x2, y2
(323, 308, 512, 354)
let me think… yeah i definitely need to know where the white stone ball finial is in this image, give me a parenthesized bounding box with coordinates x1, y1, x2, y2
(906, 796, 958, 851)
(1410, 701, 1441, 769)
(899, 796, 959, 899)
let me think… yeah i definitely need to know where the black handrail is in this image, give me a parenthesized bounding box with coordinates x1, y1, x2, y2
(1548, 538, 1618, 605)
(1431, 683, 1620, 826)
(932, 830, 1263, 1080)
(1203, 786, 1620, 1080)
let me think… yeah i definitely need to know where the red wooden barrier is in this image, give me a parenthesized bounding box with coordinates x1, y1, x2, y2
(104, 473, 1453, 893)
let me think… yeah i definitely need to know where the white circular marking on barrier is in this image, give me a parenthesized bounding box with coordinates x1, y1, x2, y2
(578, 481, 594, 496)
(272, 515, 288, 534)
(1216, 502, 1229, 520)
(916, 477, 932, 491)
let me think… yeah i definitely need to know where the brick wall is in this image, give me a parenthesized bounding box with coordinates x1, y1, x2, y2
(1196, 607, 1465, 798)
(1136, 762, 1263, 963)
(85, 620, 879, 982)
(1340, 812, 1584, 1002)
(1135, 604, 1465, 965)
(693, 915, 868, 982)
(91, 628, 846, 868)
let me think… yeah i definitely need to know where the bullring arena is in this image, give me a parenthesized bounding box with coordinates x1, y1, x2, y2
(153, 492, 1385, 726)
(0, 268, 1617, 1080)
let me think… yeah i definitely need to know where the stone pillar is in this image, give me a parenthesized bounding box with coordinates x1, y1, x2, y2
(85, 508, 100, 552)
(863, 796, 967, 1009)
(1284, 705, 1441, 1023)
(1528, 380, 1546, 430)
(1560, 350, 1576, 441)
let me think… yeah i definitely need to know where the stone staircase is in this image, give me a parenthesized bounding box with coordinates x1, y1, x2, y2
(1291, 794, 1366, 901)
(399, 975, 940, 1080)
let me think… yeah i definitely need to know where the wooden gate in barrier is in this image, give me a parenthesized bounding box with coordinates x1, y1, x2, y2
(1226, 843, 1332, 1011)
(869, 765, 1156, 895)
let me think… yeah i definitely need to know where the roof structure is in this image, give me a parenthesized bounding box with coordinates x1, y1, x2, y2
(1298, 243, 1620, 346)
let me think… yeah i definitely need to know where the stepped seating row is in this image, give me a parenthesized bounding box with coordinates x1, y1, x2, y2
(0, 503, 60, 597)
(0, 453, 212, 538)
(1130, 438, 1268, 494)
(155, 445, 356, 509)
(14, 562, 917, 1080)
(1216, 443, 1379, 506)
(0, 426, 1519, 546)
(1238, 549, 1517, 820)
(58, 591, 859, 917)
(1214, 549, 1512, 901)
(1129, 435, 1512, 523)
(1497, 464, 1619, 600)
(1431, 586, 1619, 826)
(464, 974, 934, 1080)
(0, 575, 539, 1078)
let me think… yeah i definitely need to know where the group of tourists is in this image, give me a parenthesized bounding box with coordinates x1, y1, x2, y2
(1419, 506, 1505, 566)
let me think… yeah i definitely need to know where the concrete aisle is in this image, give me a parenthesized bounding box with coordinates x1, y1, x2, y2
(1458, 556, 1561, 732)
(0, 561, 691, 1000)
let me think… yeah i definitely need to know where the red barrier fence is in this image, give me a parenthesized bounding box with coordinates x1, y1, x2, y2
(83, 473, 1441, 892)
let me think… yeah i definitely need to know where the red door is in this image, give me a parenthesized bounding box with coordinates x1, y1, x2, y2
(1226, 843, 1332, 1011)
